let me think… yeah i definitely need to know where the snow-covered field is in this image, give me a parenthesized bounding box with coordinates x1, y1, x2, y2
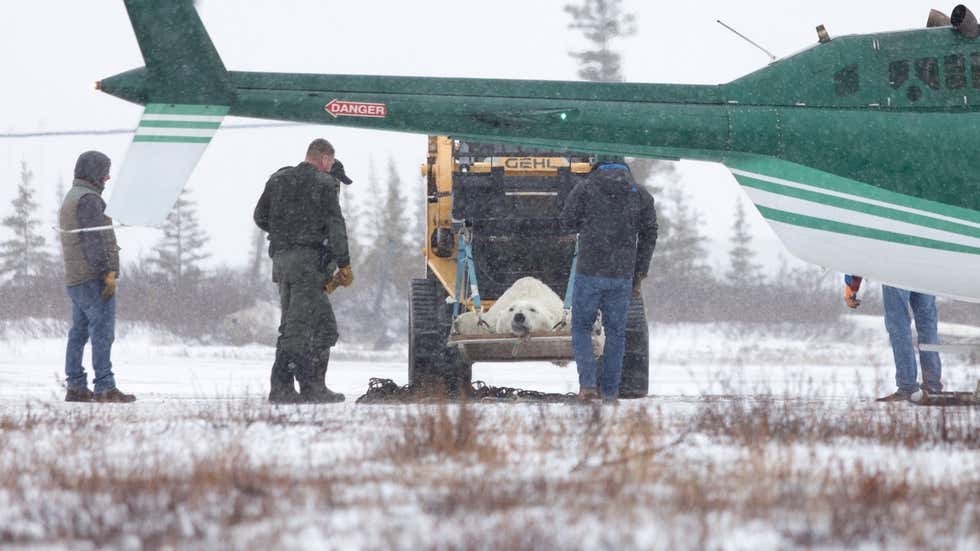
(0, 317, 978, 550)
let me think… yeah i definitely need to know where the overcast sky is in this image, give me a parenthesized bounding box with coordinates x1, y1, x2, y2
(0, 0, 948, 275)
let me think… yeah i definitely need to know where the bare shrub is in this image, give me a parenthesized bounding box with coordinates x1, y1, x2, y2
(380, 402, 502, 464)
(0, 401, 351, 548)
(571, 405, 676, 486)
(422, 475, 545, 516)
(689, 396, 980, 448)
(0, 403, 45, 431)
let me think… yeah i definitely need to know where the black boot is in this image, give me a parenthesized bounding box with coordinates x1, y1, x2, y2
(298, 350, 345, 404)
(269, 350, 301, 404)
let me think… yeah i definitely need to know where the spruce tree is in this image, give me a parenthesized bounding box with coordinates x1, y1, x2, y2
(361, 158, 383, 247)
(332, 159, 382, 343)
(726, 197, 763, 287)
(247, 226, 273, 294)
(642, 186, 711, 320)
(564, 0, 635, 83)
(0, 162, 54, 282)
(654, 186, 711, 283)
(53, 175, 66, 230)
(339, 181, 364, 269)
(50, 175, 67, 277)
(379, 158, 415, 289)
(147, 188, 210, 290)
(358, 158, 416, 348)
(412, 172, 427, 252)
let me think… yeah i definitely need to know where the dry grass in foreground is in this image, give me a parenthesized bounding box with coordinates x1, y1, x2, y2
(0, 397, 977, 550)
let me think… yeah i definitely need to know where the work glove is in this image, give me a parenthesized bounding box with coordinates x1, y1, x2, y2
(324, 277, 341, 295)
(335, 265, 354, 287)
(632, 273, 646, 299)
(844, 285, 861, 309)
(102, 271, 118, 300)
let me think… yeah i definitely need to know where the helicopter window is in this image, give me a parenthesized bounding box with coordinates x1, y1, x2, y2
(945, 55, 967, 90)
(834, 64, 859, 96)
(973, 53, 980, 88)
(888, 60, 909, 89)
(915, 57, 940, 90)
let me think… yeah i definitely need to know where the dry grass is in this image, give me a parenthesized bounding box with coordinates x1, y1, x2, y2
(0, 429, 343, 547)
(0, 401, 356, 548)
(689, 394, 980, 448)
(379, 402, 503, 464)
(1, 397, 978, 549)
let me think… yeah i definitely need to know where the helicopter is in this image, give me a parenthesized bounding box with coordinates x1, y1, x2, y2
(98, 1, 980, 302)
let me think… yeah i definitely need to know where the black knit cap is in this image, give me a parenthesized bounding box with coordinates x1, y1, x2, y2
(330, 159, 353, 185)
(74, 151, 111, 184)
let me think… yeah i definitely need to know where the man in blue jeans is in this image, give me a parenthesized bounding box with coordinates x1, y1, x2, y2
(58, 151, 135, 403)
(561, 158, 658, 402)
(844, 275, 942, 401)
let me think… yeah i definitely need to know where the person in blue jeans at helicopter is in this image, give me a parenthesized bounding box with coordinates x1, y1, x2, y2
(560, 157, 658, 402)
(844, 275, 943, 401)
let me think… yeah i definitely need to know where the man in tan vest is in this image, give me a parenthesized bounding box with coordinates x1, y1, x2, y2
(59, 151, 135, 403)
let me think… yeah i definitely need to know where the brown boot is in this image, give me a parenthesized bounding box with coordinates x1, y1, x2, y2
(93, 387, 136, 403)
(875, 390, 911, 402)
(65, 387, 94, 403)
(577, 387, 599, 402)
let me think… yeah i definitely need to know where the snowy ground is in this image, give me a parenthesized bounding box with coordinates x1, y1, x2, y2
(0, 317, 978, 550)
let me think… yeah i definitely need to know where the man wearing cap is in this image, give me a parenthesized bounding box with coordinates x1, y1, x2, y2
(59, 151, 135, 403)
(254, 138, 352, 404)
(560, 157, 658, 402)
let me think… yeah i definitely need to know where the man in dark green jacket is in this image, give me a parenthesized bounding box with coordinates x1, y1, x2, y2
(254, 139, 352, 403)
(59, 151, 135, 403)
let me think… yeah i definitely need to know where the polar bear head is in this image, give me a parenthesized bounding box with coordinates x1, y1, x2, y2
(496, 299, 556, 336)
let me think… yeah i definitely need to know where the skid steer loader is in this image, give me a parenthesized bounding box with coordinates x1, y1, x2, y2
(408, 136, 649, 397)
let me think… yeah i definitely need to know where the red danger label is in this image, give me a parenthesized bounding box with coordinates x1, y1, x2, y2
(324, 99, 388, 118)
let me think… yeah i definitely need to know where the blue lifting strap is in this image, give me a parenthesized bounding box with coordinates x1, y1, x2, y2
(563, 237, 579, 310)
(453, 229, 481, 318)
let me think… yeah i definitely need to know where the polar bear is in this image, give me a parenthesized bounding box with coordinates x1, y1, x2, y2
(450, 277, 605, 358)
(488, 276, 566, 337)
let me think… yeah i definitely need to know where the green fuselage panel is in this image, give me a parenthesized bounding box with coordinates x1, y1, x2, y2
(99, 25, 980, 214)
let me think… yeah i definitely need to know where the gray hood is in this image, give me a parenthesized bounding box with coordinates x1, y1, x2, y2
(73, 151, 111, 188)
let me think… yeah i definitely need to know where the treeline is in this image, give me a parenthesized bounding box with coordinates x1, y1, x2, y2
(0, 158, 429, 349)
(0, 162, 262, 337)
(0, 156, 847, 341)
(4, 157, 978, 348)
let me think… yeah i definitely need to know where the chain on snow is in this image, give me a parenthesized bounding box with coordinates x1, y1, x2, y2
(355, 377, 579, 404)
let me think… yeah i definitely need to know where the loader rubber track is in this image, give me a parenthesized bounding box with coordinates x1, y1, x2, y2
(408, 278, 471, 395)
